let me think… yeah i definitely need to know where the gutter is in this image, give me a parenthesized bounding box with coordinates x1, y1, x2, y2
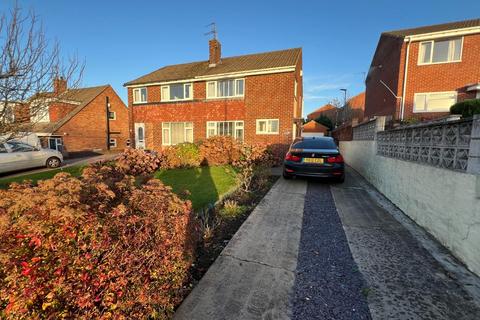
(400, 37, 411, 121)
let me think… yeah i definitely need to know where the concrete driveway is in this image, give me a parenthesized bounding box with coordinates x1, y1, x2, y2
(175, 166, 480, 320)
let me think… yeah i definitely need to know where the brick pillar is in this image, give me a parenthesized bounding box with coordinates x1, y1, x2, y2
(467, 114, 480, 174)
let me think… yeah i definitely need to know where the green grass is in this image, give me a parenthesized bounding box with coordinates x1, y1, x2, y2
(0, 165, 85, 189)
(154, 165, 238, 210)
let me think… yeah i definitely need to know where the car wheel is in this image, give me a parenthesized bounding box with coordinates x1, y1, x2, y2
(336, 175, 345, 183)
(283, 170, 292, 180)
(46, 157, 61, 168)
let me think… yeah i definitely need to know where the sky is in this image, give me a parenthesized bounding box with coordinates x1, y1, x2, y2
(1, 0, 479, 116)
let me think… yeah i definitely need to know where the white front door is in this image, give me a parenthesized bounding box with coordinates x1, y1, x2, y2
(134, 123, 146, 149)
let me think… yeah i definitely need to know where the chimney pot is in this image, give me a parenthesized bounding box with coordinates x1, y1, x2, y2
(209, 39, 221, 67)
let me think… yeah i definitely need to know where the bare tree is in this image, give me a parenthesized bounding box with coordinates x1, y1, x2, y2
(0, 4, 83, 140)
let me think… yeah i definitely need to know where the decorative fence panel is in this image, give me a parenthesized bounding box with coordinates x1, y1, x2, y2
(377, 119, 473, 172)
(352, 119, 377, 140)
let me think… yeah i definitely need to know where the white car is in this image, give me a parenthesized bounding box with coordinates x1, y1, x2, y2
(0, 141, 63, 174)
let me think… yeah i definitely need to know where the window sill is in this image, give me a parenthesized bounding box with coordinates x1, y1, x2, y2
(256, 132, 280, 135)
(412, 109, 450, 113)
(417, 60, 462, 66)
(205, 96, 245, 101)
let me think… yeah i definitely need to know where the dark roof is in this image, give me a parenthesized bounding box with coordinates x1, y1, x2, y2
(383, 18, 480, 38)
(33, 85, 109, 133)
(124, 47, 302, 86)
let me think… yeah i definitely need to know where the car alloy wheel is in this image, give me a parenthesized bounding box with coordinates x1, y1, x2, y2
(47, 157, 61, 168)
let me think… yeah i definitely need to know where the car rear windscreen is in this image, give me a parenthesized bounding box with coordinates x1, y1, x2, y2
(292, 139, 337, 149)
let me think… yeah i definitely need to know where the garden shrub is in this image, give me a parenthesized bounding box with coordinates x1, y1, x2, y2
(116, 148, 162, 176)
(199, 136, 241, 166)
(233, 143, 274, 192)
(219, 200, 246, 219)
(163, 143, 202, 168)
(450, 99, 480, 118)
(0, 168, 196, 319)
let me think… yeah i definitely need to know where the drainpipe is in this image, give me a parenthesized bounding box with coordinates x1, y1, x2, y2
(400, 37, 411, 121)
(106, 96, 111, 151)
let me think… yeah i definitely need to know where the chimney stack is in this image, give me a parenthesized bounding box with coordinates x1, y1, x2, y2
(53, 77, 67, 94)
(209, 39, 221, 67)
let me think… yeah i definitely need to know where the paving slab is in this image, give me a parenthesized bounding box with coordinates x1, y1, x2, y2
(174, 178, 307, 320)
(331, 167, 480, 320)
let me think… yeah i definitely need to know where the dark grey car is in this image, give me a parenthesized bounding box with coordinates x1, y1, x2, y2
(283, 137, 345, 182)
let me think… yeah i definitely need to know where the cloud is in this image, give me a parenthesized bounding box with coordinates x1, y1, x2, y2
(304, 94, 330, 101)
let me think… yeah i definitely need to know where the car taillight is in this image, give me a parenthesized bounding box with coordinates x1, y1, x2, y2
(285, 152, 301, 162)
(326, 155, 344, 163)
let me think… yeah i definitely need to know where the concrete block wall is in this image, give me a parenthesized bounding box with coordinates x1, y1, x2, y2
(340, 139, 480, 276)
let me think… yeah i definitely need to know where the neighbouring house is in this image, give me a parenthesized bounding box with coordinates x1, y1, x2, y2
(365, 18, 480, 121)
(307, 103, 337, 121)
(30, 78, 129, 156)
(301, 120, 329, 137)
(307, 92, 365, 125)
(124, 39, 303, 154)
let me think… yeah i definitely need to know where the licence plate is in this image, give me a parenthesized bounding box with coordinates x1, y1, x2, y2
(303, 158, 324, 164)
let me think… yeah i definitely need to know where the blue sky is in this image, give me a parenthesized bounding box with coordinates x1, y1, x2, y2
(1, 0, 479, 115)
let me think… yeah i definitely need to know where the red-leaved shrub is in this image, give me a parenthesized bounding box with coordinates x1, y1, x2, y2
(0, 168, 196, 319)
(199, 136, 241, 166)
(116, 148, 162, 176)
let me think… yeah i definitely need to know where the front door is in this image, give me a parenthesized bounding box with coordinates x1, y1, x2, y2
(134, 123, 146, 149)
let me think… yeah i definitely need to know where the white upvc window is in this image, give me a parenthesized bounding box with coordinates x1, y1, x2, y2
(256, 119, 279, 134)
(413, 91, 457, 112)
(108, 111, 116, 120)
(162, 122, 193, 145)
(206, 78, 244, 99)
(206, 121, 244, 141)
(294, 79, 297, 97)
(418, 37, 463, 65)
(109, 138, 117, 148)
(133, 87, 147, 103)
(161, 83, 193, 102)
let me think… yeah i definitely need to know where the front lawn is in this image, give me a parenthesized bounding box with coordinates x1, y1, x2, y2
(154, 165, 238, 210)
(0, 165, 85, 189)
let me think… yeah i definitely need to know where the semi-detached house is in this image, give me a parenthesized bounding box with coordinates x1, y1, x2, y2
(124, 39, 303, 154)
(365, 18, 480, 121)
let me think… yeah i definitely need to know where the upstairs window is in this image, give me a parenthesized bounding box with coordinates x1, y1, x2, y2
(418, 38, 462, 65)
(207, 79, 244, 99)
(161, 83, 192, 102)
(133, 88, 147, 103)
(108, 111, 116, 120)
(256, 119, 279, 134)
(414, 92, 457, 112)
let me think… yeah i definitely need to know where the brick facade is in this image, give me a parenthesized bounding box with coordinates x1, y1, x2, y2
(127, 48, 303, 155)
(365, 28, 480, 121)
(38, 85, 129, 155)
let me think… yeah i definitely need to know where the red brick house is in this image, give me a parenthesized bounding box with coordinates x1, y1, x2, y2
(365, 18, 480, 121)
(31, 78, 129, 156)
(124, 40, 303, 154)
(302, 120, 329, 137)
(307, 103, 337, 121)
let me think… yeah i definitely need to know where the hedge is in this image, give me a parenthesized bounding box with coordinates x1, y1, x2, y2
(450, 99, 480, 118)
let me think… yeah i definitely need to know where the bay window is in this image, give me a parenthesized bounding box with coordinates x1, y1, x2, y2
(206, 121, 244, 141)
(206, 79, 244, 98)
(413, 92, 457, 112)
(418, 38, 462, 65)
(133, 87, 147, 103)
(256, 119, 279, 134)
(161, 83, 192, 102)
(162, 122, 193, 145)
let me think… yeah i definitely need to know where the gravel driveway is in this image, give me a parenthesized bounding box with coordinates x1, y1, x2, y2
(291, 182, 371, 320)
